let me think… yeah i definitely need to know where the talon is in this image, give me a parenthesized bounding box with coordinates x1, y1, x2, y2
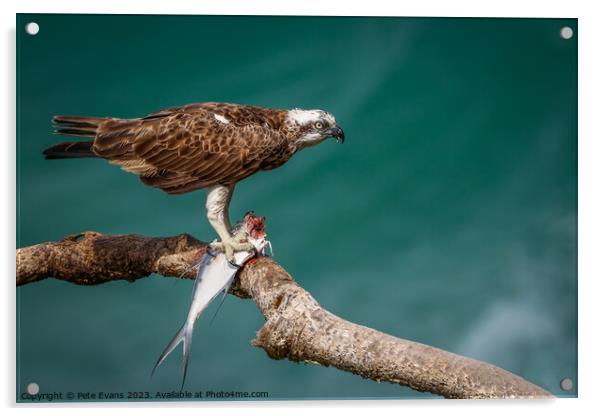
(209, 237, 254, 264)
(224, 244, 234, 263)
(228, 258, 242, 268)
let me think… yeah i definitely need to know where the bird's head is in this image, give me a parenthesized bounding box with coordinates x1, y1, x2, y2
(286, 109, 345, 148)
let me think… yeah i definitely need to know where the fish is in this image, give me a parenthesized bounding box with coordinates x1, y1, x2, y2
(151, 213, 270, 389)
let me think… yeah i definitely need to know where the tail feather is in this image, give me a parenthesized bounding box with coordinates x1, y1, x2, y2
(52, 115, 106, 137)
(151, 320, 195, 390)
(43, 140, 97, 159)
(53, 128, 97, 137)
(44, 115, 108, 159)
(52, 115, 106, 127)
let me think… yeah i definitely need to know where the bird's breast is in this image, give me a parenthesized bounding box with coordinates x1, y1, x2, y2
(258, 143, 295, 171)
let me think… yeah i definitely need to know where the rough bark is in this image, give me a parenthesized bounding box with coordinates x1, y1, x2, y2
(16, 231, 553, 399)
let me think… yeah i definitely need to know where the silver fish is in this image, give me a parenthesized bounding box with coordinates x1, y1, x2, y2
(151, 214, 269, 389)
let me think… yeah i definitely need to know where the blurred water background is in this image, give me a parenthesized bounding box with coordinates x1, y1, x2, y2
(16, 15, 577, 400)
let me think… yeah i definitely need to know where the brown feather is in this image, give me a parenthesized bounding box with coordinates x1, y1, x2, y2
(51, 102, 296, 194)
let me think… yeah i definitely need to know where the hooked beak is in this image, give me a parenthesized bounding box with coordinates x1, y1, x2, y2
(328, 125, 345, 143)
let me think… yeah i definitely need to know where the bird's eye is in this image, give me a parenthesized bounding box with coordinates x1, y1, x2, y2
(315, 122, 324, 129)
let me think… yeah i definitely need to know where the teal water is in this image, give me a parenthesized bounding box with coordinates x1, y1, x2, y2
(16, 15, 577, 400)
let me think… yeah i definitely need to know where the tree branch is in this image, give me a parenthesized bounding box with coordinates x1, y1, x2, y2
(16, 232, 553, 399)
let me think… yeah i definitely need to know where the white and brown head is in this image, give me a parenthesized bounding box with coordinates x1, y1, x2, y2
(286, 109, 345, 149)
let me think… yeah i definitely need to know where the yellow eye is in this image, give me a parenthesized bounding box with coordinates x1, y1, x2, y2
(315, 122, 324, 129)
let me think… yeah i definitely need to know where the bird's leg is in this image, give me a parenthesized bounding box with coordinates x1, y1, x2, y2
(206, 185, 253, 263)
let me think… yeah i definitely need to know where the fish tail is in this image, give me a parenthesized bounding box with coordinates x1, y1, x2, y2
(151, 319, 195, 389)
(180, 321, 194, 390)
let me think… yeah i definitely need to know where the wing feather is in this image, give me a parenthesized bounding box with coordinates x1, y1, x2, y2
(92, 104, 289, 193)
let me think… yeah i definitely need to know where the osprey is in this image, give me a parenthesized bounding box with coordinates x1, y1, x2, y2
(43, 102, 344, 261)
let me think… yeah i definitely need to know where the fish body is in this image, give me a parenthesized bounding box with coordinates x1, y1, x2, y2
(152, 214, 269, 388)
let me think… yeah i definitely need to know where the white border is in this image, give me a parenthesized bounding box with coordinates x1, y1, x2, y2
(3, 1, 600, 415)
(1, 0, 586, 17)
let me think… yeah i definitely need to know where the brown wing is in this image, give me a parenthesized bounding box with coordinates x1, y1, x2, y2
(91, 104, 289, 194)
